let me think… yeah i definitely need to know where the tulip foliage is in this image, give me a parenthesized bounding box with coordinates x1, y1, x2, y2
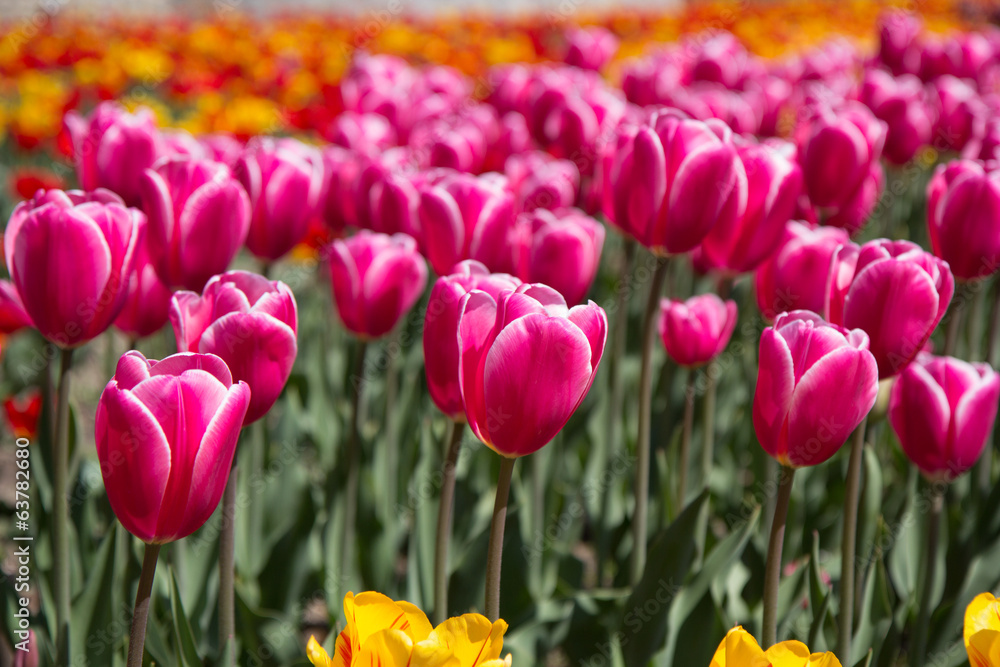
(5, 7, 1000, 667)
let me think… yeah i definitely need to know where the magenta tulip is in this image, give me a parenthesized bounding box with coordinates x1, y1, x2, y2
(930, 75, 986, 152)
(827, 239, 954, 379)
(96, 351, 250, 543)
(658, 294, 738, 367)
(512, 208, 604, 306)
(755, 221, 850, 320)
(505, 151, 580, 213)
(169, 271, 297, 425)
(321, 145, 363, 235)
(114, 221, 172, 340)
(564, 26, 619, 72)
(424, 261, 521, 420)
(140, 156, 251, 291)
(700, 137, 802, 274)
(328, 231, 427, 340)
(483, 111, 533, 173)
(610, 109, 747, 255)
(860, 69, 935, 165)
(63, 102, 165, 207)
(0, 280, 33, 334)
(926, 159, 1000, 280)
(753, 310, 879, 467)
(5, 189, 142, 348)
(889, 354, 1000, 479)
(877, 10, 922, 75)
(235, 138, 324, 262)
(458, 283, 607, 457)
(198, 133, 244, 168)
(326, 111, 396, 154)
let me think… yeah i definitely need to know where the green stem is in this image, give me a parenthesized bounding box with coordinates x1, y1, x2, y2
(677, 369, 695, 509)
(977, 282, 1000, 500)
(126, 542, 161, 667)
(837, 416, 868, 661)
(943, 283, 967, 357)
(910, 484, 944, 667)
(53, 347, 73, 663)
(485, 456, 516, 622)
(219, 464, 238, 661)
(695, 368, 716, 567)
(340, 340, 368, 600)
(631, 256, 669, 584)
(433, 420, 464, 625)
(762, 466, 795, 648)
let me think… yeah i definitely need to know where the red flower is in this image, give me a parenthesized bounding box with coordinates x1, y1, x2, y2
(5, 389, 42, 439)
(11, 167, 66, 200)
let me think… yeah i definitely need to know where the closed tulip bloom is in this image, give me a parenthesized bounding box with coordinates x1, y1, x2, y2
(711, 626, 842, 667)
(927, 160, 1000, 280)
(96, 351, 250, 543)
(505, 151, 579, 213)
(321, 145, 363, 234)
(877, 10, 922, 75)
(822, 163, 885, 235)
(170, 270, 297, 425)
(931, 76, 986, 152)
(328, 231, 427, 340)
(610, 109, 747, 255)
(828, 239, 954, 378)
(755, 221, 850, 320)
(140, 156, 251, 291)
(458, 283, 606, 457)
(564, 26, 619, 71)
(701, 138, 802, 274)
(966, 592, 1000, 667)
(0, 280, 33, 334)
(483, 111, 533, 173)
(326, 111, 396, 154)
(424, 261, 521, 420)
(658, 294, 737, 367)
(235, 138, 324, 262)
(113, 222, 172, 340)
(5, 188, 142, 348)
(198, 133, 244, 168)
(512, 208, 604, 306)
(889, 354, 1000, 479)
(63, 102, 165, 206)
(860, 69, 935, 165)
(753, 311, 878, 467)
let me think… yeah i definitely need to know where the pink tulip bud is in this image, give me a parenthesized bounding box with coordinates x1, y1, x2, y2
(96, 351, 249, 542)
(458, 283, 607, 457)
(564, 26, 619, 72)
(610, 109, 747, 255)
(927, 159, 1000, 280)
(827, 239, 954, 379)
(328, 231, 427, 340)
(890, 354, 1000, 479)
(512, 208, 604, 306)
(424, 261, 521, 420)
(860, 69, 935, 165)
(63, 102, 165, 207)
(755, 221, 850, 320)
(140, 156, 251, 291)
(700, 138, 802, 274)
(410, 113, 491, 174)
(658, 294, 737, 367)
(235, 138, 324, 262)
(0, 280, 33, 334)
(114, 218, 172, 340)
(505, 151, 580, 213)
(753, 310, 879, 467)
(5, 189, 142, 348)
(170, 271, 297, 424)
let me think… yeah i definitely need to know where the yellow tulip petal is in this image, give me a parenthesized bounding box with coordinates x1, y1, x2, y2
(968, 628, 1000, 667)
(395, 600, 435, 641)
(765, 639, 812, 667)
(307, 635, 332, 667)
(711, 627, 769, 667)
(478, 657, 512, 667)
(806, 651, 843, 667)
(427, 614, 507, 666)
(966, 592, 1000, 667)
(356, 629, 414, 667)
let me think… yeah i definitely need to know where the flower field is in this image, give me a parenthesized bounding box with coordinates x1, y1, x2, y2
(3, 1, 1000, 666)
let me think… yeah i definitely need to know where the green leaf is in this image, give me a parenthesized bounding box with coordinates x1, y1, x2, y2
(69, 528, 119, 666)
(169, 567, 202, 667)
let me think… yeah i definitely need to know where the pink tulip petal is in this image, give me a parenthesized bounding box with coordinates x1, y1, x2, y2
(753, 327, 795, 462)
(458, 290, 500, 444)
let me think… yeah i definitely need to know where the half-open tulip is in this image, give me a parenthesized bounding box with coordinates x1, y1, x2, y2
(659, 294, 737, 367)
(424, 261, 521, 420)
(458, 283, 606, 457)
(889, 354, 1000, 479)
(710, 626, 842, 667)
(926, 160, 1000, 280)
(966, 592, 1000, 667)
(328, 231, 427, 340)
(96, 351, 250, 543)
(827, 239, 954, 378)
(512, 208, 604, 306)
(140, 156, 251, 291)
(170, 271, 297, 425)
(5, 189, 142, 347)
(753, 311, 879, 467)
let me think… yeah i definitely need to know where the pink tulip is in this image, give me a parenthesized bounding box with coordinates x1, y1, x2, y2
(321, 146, 363, 235)
(5, 189, 142, 347)
(113, 220, 172, 340)
(325, 111, 397, 154)
(926, 159, 1000, 280)
(13, 629, 38, 667)
(753, 310, 879, 467)
(483, 111, 533, 173)
(235, 138, 324, 262)
(700, 137, 802, 274)
(424, 261, 521, 420)
(505, 151, 580, 213)
(827, 239, 954, 379)
(658, 294, 737, 367)
(564, 26, 619, 72)
(860, 69, 935, 165)
(198, 133, 244, 168)
(417, 170, 517, 274)
(410, 111, 492, 174)
(170, 271, 297, 425)
(889, 354, 1000, 479)
(689, 31, 751, 89)
(352, 148, 419, 235)
(160, 129, 208, 160)
(754, 221, 850, 320)
(63, 102, 165, 207)
(877, 10, 922, 75)
(930, 75, 986, 152)
(140, 156, 251, 291)
(0, 280, 33, 334)
(458, 283, 607, 457)
(96, 350, 250, 543)
(964, 116, 1000, 163)
(328, 231, 427, 340)
(609, 109, 747, 254)
(512, 208, 604, 306)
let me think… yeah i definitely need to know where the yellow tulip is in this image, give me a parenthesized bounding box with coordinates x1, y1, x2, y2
(710, 627, 841, 667)
(965, 592, 1000, 667)
(307, 592, 511, 667)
